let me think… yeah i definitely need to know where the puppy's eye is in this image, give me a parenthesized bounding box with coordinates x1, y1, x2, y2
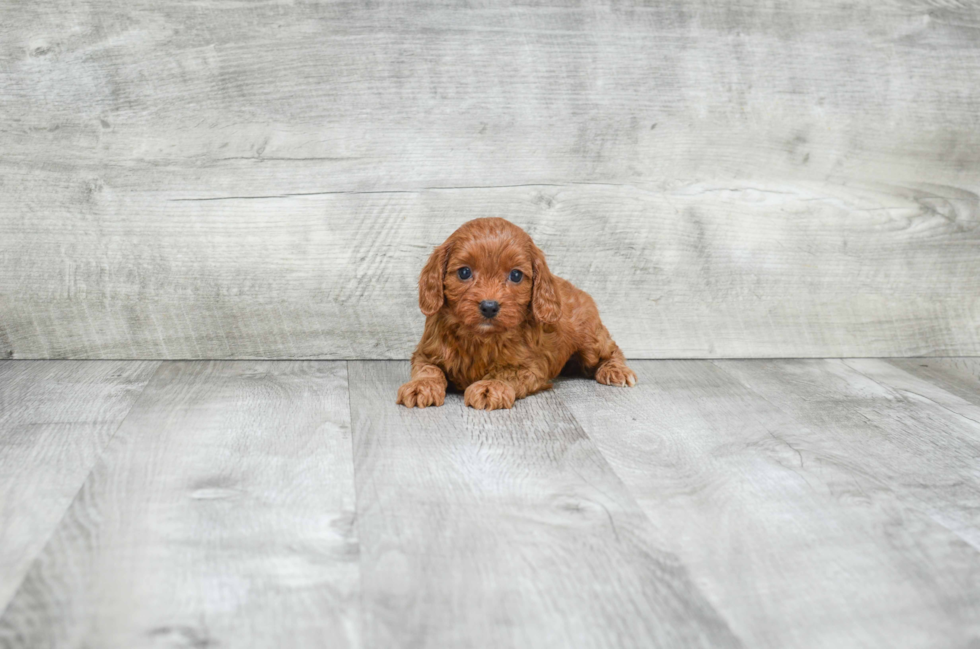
(457, 267, 472, 280)
(509, 269, 524, 283)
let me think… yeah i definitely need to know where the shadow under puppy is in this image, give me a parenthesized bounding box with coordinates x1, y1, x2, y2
(398, 218, 637, 410)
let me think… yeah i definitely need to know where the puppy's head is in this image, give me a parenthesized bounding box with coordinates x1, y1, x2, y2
(418, 218, 561, 333)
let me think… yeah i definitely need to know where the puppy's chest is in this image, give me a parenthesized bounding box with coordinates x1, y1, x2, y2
(444, 355, 495, 389)
(439, 331, 566, 388)
(441, 340, 526, 388)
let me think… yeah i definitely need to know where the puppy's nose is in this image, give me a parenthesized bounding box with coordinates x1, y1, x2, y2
(479, 300, 500, 319)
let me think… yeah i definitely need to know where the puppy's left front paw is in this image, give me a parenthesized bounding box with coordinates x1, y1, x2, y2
(464, 380, 516, 410)
(596, 361, 637, 388)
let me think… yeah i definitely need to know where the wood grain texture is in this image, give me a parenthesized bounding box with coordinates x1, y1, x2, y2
(1, 1, 979, 358)
(2, 359, 979, 645)
(715, 359, 980, 550)
(841, 358, 980, 427)
(0, 361, 359, 649)
(0, 360, 158, 613)
(886, 358, 980, 409)
(556, 360, 980, 648)
(348, 360, 740, 648)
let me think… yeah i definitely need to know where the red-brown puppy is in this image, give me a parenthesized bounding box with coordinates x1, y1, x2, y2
(397, 218, 636, 410)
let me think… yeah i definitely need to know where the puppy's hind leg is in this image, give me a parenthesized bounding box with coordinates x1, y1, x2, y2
(581, 324, 637, 388)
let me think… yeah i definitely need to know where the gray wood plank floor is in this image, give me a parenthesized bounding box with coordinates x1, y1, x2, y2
(349, 361, 737, 649)
(0, 361, 159, 612)
(1, 359, 978, 648)
(0, 362, 358, 649)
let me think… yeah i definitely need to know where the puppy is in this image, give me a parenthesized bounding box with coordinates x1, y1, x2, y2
(397, 218, 636, 410)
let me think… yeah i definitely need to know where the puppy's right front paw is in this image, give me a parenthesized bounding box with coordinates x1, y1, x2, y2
(396, 380, 446, 408)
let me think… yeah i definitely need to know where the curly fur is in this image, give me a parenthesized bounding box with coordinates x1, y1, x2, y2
(397, 218, 636, 410)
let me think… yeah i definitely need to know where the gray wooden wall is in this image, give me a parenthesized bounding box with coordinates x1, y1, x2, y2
(1, 0, 978, 359)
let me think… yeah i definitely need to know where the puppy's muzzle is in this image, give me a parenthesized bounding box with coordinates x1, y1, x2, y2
(479, 300, 500, 319)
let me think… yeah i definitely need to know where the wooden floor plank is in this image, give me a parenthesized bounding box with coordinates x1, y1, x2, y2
(0, 361, 359, 649)
(0, 360, 159, 612)
(885, 358, 980, 410)
(716, 359, 980, 550)
(841, 359, 980, 428)
(348, 360, 739, 649)
(557, 360, 980, 649)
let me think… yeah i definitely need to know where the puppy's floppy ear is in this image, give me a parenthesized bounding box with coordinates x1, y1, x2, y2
(531, 244, 561, 324)
(418, 242, 450, 316)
